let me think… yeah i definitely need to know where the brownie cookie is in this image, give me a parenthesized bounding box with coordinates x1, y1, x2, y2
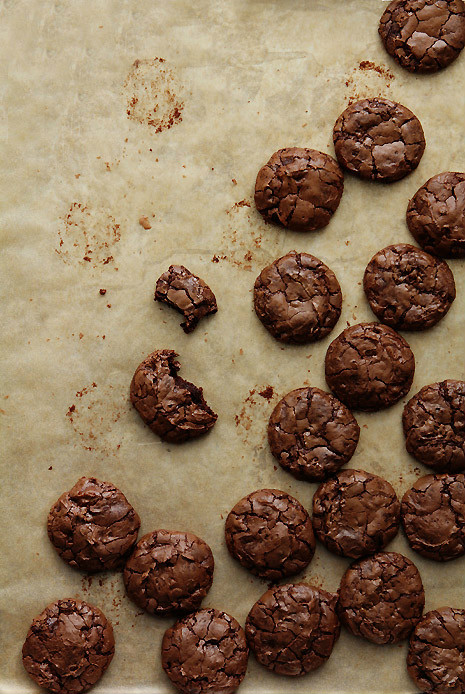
(407, 172, 465, 258)
(22, 599, 114, 694)
(245, 583, 340, 676)
(379, 0, 465, 73)
(47, 477, 140, 572)
(407, 607, 465, 694)
(123, 530, 214, 615)
(403, 380, 465, 472)
(130, 350, 217, 442)
(363, 243, 456, 330)
(338, 552, 425, 644)
(224, 489, 315, 582)
(325, 322, 415, 411)
(253, 251, 342, 344)
(401, 473, 465, 561)
(155, 265, 217, 333)
(268, 387, 360, 481)
(313, 470, 401, 559)
(161, 609, 248, 694)
(254, 148, 344, 232)
(333, 98, 426, 182)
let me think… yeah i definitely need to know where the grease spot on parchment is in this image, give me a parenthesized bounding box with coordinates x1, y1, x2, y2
(234, 386, 277, 444)
(56, 203, 121, 267)
(66, 383, 128, 453)
(219, 200, 277, 271)
(345, 60, 395, 104)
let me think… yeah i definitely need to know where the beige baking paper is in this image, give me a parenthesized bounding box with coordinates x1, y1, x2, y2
(1, 0, 464, 692)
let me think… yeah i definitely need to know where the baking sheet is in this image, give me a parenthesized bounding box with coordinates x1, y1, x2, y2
(1, 0, 465, 692)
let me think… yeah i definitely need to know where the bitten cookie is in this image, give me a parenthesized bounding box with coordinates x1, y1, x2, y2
(155, 265, 217, 333)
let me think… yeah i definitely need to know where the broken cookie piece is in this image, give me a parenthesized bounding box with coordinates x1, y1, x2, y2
(155, 265, 217, 333)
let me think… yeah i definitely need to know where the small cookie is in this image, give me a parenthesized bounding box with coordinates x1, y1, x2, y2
(401, 473, 465, 561)
(123, 530, 214, 615)
(161, 609, 248, 694)
(245, 583, 340, 676)
(333, 98, 426, 182)
(338, 551, 425, 644)
(254, 148, 344, 232)
(403, 380, 465, 472)
(325, 322, 415, 411)
(130, 350, 217, 442)
(363, 243, 455, 330)
(224, 489, 315, 582)
(267, 386, 360, 481)
(313, 469, 401, 558)
(47, 477, 140, 572)
(22, 599, 114, 694)
(155, 265, 217, 333)
(379, 0, 465, 73)
(407, 172, 465, 258)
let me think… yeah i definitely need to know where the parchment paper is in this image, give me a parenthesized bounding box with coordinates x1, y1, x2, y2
(1, 1, 464, 692)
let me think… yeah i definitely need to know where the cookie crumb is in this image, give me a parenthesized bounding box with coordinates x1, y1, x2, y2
(139, 216, 152, 230)
(99, 289, 107, 295)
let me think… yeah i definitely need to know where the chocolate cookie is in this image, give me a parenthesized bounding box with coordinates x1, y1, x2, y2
(47, 477, 140, 572)
(123, 529, 214, 615)
(407, 172, 465, 258)
(325, 322, 415, 411)
(333, 98, 426, 182)
(267, 387, 360, 481)
(254, 148, 344, 232)
(401, 473, 465, 561)
(161, 609, 248, 694)
(245, 583, 340, 676)
(338, 552, 425, 644)
(363, 243, 456, 330)
(155, 265, 217, 333)
(407, 607, 465, 694)
(130, 350, 217, 442)
(22, 599, 114, 694)
(224, 489, 315, 582)
(403, 380, 465, 472)
(313, 469, 401, 558)
(379, 0, 465, 73)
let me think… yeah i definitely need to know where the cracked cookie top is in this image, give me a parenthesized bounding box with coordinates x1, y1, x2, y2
(155, 265, 217, 333)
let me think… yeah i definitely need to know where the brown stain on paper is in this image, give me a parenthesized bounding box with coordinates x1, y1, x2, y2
(56, 203, 121, 268)
(66, 383, 128, 453)
(345, 60, 395, 104)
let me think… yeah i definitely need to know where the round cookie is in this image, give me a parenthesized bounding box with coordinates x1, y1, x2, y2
(403, 380, 465, 472)
(161, 609, 248, 694)
(267, 386, 360, 481)
(407, 607, 465, 694)
(363, 244, 456, 330)
(379, 0, 465, 74)
(22, 599, 114, 694)
(407, 172, 465, 258)
(325, 322, 415, 411)
(312, 469, 401, 558)
(401, 473, 465, 561)
(224, 489, 315, 582)
(245, 583, 340, 676)
(253, 251, 342, 344)
(254, 148, 344, 232)
(333, 98, 426, 182)
(338, 551, 425, 644)
(123, 530, 214, 615)
(47, 477, 140, 572)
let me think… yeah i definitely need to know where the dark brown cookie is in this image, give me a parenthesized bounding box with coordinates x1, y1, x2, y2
(253, 251, 342, 344)
(338, 551, 425, 644)
(403, 380, 465, 472)
(224, 489, 315, 582)
(325, 322, 415, 411)
(155, 265, 217, 333)
(22, 599, 114, 694)
(333, 98, 426, 182)
(123, 530, 214, 615)
(130, 349, 217, 442)
(401, 473, 465, 561)
(245, 583, 340, 676)
(47, 477, 140, 572)
(407, 172, 465, 258)
(254, 148, 344, 232)
(363, 243, 456, 330)
(379, 0, 465, 73)
(161, 609, 248, 694)
(407, 607, 465, 694)
(267, 387, 360, 481)
(313, 469, 401, 558)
